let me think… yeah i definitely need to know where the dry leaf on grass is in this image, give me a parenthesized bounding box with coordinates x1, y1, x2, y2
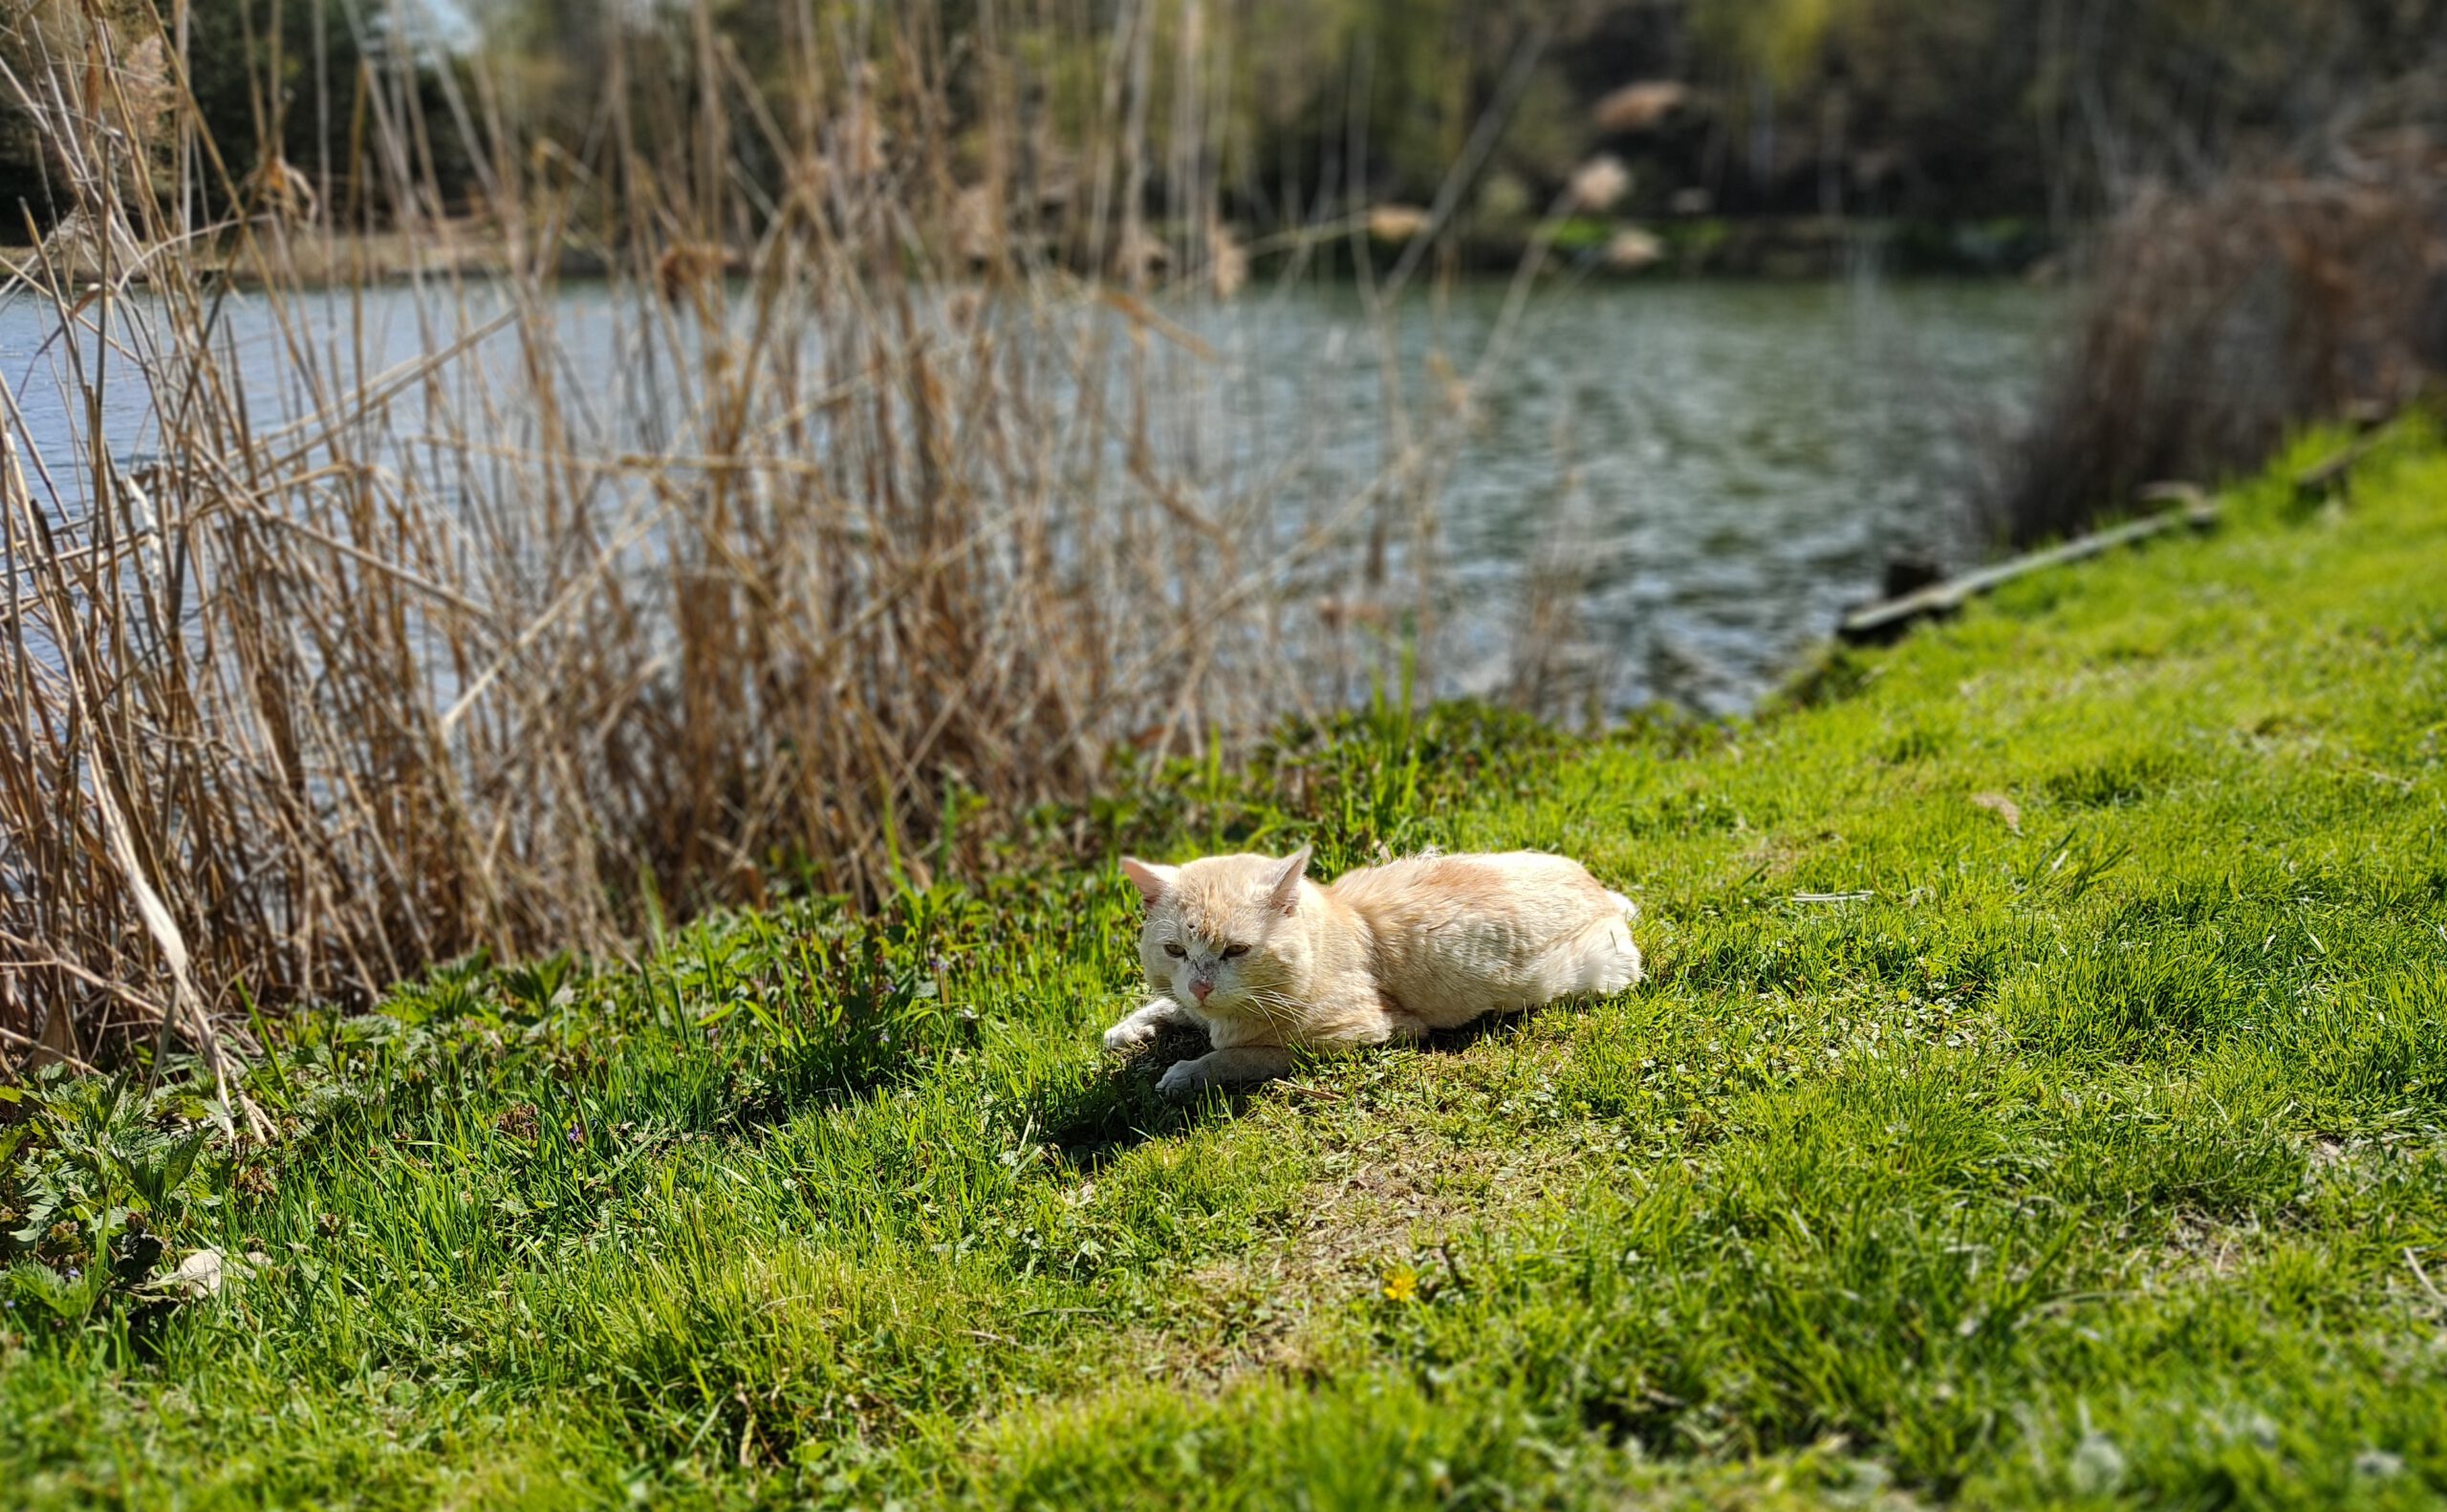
(1971, 791, 2025, 833)
(140, 1249, 224, 1299)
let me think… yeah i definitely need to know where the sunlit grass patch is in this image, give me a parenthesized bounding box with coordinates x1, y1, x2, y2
(7, 424, 2447, 1505)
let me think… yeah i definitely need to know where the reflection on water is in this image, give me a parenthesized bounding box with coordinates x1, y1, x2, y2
(1, 275, 2057, 715)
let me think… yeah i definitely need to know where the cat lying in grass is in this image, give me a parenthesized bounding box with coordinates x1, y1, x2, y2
(1104, 846, 1642, 1096)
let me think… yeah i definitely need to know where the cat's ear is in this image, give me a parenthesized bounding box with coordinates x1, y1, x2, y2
(1118, 857, 1180, 907)
(1265, 845, 1311, 917)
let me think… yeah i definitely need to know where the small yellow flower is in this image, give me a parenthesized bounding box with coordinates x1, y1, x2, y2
(1381, 1264, 1419, 1304)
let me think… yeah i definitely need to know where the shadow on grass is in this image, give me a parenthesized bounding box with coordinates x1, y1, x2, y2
(1041, 1022, 1226, 1172)
(1421, 1011, 1541, 1054)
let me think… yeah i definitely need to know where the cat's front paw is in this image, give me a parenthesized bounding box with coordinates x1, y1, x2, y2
(1154, 1059, 1207, 1097)
(1153, 1047, 1290, 1096)
(1102, 999, 1181, 1052)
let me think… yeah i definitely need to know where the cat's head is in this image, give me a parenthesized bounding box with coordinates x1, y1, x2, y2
(1119, 846, 1312, 1021)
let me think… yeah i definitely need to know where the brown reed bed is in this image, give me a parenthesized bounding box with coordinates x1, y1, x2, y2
(0, 1, 1477, 1081)
(1995, 139, 2447, 546)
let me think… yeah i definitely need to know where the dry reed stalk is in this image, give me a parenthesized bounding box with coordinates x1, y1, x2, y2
(0, 0, 1500, 1074)
(1998, 147, 2447, 545)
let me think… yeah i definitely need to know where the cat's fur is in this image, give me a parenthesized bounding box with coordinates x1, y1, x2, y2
(1104, 847, 1641, 1095)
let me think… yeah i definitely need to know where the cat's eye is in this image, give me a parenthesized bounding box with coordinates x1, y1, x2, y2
(1221, 943, 1249, 959)
(1162, 942, 1186, 958)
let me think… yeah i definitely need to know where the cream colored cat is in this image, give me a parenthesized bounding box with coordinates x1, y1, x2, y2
(1103, 846, 1641, 1096)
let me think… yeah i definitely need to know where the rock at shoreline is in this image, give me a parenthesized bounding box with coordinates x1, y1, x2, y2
(1602, 227, 1665, 272)
(1593, 80, 1690, 135)
(1570, 155, 1634, 214)
(1367, 204, 1431, 243)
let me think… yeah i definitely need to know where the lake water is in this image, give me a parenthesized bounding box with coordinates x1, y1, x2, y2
(1189, 277, 2060, 713)
(1, 275, 2060, 715)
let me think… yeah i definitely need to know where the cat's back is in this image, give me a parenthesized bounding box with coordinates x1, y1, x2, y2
(1327, 852, 1632, 1026)
(1327, 850, 1592, 913)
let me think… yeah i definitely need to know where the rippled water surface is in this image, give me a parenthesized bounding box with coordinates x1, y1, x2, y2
(3, 276, 2060, 713)
(1196, 278, 2063, 712)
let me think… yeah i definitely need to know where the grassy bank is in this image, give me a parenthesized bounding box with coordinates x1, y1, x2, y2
(7, 423, 2447, 1507)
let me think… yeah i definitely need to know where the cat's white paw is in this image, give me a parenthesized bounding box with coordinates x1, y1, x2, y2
(1102, 1018, 1158, 1052)
(1155, 1059, 1206, 1097)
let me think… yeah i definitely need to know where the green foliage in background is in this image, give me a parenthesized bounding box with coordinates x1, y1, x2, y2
(7, 422, 2447, 1505)
(0, 0, 479, 230)
(15, 0, 2435, 241)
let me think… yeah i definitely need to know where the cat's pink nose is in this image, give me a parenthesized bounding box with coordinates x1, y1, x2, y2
(1190, 981, 1212, 1002)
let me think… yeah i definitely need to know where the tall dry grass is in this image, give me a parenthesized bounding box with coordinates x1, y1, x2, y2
(0, 1, 1475, 1080)
(1996, 135, 2447, 546)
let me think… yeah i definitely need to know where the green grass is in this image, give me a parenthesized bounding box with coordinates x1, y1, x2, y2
(8, 425, 2447, 1508)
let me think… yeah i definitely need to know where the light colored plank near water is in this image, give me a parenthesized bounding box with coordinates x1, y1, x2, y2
(1839, 491, 2221, 642)
(1843, 422, 2395, 644)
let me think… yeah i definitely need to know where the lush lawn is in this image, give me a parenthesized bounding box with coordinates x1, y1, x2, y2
(7, 425, 2447, 1508)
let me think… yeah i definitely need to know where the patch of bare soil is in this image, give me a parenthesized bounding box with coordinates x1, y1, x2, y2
(1124, 1034, 1615, 1390)
(2129, 1210, 2268, 1292)
(2122, 1135, 2424, 1298)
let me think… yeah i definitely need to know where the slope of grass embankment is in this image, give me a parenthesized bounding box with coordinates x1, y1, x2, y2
(6, 427, 2447, 1508)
